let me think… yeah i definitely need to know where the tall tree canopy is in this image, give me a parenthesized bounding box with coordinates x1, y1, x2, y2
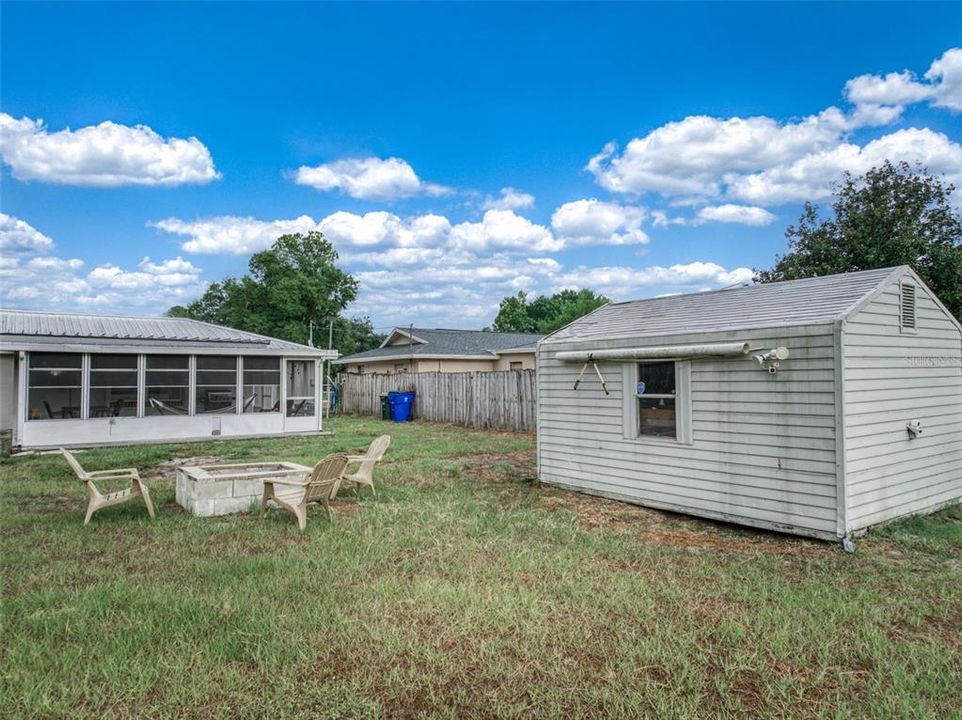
(488, 289, 610, 334)
(168, 232, 381, 353)
(756, 161, 962, 321)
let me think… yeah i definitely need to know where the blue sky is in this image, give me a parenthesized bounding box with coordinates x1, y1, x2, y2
(2, 2, 961, 331)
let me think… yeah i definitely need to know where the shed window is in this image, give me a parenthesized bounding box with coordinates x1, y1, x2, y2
(145, 355, 189, 415)
(636, 362, 677, 438)
(89, 354, 138, 417)
(196, 356, 238, 414)
(243, 357, 281, 413)
(27, 352, 82, 420)
(900, 282, 916, 331)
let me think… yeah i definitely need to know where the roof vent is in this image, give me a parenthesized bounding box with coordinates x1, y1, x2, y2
(900, 283, 916, 330)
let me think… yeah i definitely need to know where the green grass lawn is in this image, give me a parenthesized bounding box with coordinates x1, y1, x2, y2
(1, 417, 960, 719)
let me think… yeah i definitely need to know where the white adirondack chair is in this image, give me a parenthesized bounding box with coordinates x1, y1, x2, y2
(60, 449, 156, 525)
(261, 453, 349, 531)
(342, 435, 391, 498)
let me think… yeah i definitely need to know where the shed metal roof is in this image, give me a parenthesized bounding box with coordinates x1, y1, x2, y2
(335, 327, 543, 364)
(543, 267, 904, 345)
(0, 309, 334, 356)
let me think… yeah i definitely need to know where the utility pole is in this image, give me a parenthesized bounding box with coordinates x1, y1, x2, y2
(328, 319, 334, 349)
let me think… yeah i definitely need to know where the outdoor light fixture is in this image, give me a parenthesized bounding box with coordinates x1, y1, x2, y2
(751, 347, 790, 374)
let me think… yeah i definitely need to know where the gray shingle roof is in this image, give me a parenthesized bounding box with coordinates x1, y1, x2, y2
(334, 327, 544, 364)
(0, 309, 331, 355)
(544, 267, 903, 345)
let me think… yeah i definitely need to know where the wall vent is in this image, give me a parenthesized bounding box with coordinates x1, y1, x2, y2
(900, 283, 916, 330)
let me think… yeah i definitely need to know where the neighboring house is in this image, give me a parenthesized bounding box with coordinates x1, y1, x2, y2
(537, 266, 962, 542)
(334, 327, 543, 374)
(0, 310, 338, 449)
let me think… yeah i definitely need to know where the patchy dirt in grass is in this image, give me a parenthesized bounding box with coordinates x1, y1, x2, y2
(459, 449, 829, 558)
(456, 451, 538, 484)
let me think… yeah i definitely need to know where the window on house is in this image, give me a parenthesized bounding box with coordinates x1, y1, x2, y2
(394, 363, 407, 373)
(900, 282, 917, 331)
(636, 361, 677, 439)
(243, 357, 281, 413)
(89, 354, 138, 417)
(286, 360, 315, 417)
(145, 355, 190, 415)
(196, 356, 238, 414)
(509, 361, 523, 371)
(356, 365, 366, 374)
(27, 352, 82, 420)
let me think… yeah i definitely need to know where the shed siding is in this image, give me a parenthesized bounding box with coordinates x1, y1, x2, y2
(539, 326, 841, 538)
(842, 281, 962, 531)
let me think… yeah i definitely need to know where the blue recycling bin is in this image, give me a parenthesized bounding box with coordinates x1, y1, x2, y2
(387, 390, 415, 422)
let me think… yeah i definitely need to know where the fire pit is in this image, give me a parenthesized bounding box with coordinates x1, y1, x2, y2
(175, 462, 311, 517)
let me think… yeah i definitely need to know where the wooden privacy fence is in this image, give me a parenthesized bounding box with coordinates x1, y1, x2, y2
(338, 370, 537, 432)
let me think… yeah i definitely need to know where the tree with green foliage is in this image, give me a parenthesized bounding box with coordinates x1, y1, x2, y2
(331, 316, 387, 357)
(755, 161, 962, 321)
(167, 232, 373, 352)
(488, 288, 610, 334)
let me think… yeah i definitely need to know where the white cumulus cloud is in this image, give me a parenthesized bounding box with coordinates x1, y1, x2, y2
(551, 199, 649, 245)
(728, 128, 962, 205)
(150, 215, 323, 255)
(292, 156, 451, 201)
(451, 210, 561, 253)
(0, 213, 55, 253)
(586, 108, 854, 199)
(319, 211, 451, 249)
(587, 48, 962, 208)
(554, 261, 754, 299)
(87, 256, 203, 290)
(694, 204, 777, 226)
(483, 187, 536, 210)
(845, 47, 962, 113)
(0, 113, 219, 187)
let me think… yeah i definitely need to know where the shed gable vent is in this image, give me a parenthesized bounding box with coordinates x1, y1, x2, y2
(900, 283, 916, 330)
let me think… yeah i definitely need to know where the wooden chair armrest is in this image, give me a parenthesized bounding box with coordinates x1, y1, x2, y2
(345, 455, 368, 463)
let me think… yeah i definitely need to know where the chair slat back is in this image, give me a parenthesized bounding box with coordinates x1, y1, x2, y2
(304, 453, 349, 503)
(355, 435, 391, 484)
(60, 449, 90, 480)
(367, 435, 391, 462)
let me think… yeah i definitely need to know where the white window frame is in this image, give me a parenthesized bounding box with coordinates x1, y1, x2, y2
(622, 360, 692, 445)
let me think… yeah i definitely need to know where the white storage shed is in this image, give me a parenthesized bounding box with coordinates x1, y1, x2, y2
(0, 310, 337, 450)
(537, 266, 962, 541)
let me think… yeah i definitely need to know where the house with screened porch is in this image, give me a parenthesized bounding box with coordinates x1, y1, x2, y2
(0, 310, 337, 449)
(537, 267, 962, 542)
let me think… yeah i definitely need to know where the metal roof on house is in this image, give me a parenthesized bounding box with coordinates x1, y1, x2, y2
(543, 267, 905, 345)
(334, 327, 544, 364)
(0, 309, 334, 356)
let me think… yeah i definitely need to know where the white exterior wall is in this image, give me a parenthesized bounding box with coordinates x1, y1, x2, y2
(842, 278, 962, 531)
(538, 325, 842, 539)
(493, 353, 536, 371)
